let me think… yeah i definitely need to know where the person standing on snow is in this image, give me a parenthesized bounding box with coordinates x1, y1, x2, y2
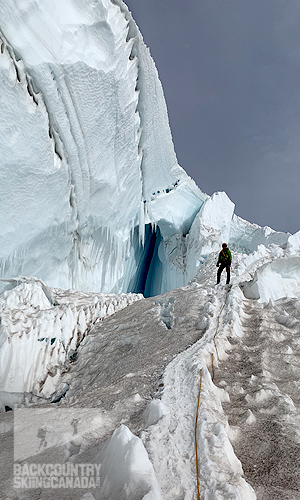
(216, 243, 232, 284)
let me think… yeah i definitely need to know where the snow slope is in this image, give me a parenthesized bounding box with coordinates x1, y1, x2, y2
(2, 246, 300, 499)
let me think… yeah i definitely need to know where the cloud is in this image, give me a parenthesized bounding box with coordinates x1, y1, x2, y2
(125, 0, 300, 233)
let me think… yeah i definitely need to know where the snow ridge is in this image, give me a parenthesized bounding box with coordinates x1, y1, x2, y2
(0, 277, 142, 410)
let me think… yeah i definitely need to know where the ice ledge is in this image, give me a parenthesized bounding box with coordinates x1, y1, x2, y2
(240, 256, 300, 302)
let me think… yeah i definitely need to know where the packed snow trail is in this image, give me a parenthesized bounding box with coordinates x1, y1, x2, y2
(144, 305, 256, 498)
(214, 297, 300, 500)
(195, 284, 232, 500)
(61, 284, 212, 435)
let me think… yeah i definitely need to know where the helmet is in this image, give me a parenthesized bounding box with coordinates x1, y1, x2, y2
(222, 243, 227, 248)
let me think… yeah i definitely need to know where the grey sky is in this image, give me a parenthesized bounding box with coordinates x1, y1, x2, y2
(125, 0, 300, 234)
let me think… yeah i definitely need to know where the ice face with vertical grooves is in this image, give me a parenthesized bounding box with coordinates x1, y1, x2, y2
(0, 0, 205, 296)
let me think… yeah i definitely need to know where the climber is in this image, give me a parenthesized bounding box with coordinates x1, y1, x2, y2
(216, 243, 232, 284)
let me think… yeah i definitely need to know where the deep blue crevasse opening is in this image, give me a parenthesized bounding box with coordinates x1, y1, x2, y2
(126, 224, 163, 298)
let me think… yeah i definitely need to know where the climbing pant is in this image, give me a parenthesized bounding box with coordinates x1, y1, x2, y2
(217, 263, 230, 284)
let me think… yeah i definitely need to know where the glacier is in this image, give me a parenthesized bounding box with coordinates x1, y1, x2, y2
(0, 0, 300, 499)
(0, 0, 206, 297)
(0, 0, 290, 298)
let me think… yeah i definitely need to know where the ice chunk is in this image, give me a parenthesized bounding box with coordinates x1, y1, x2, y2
(99, 425, 162, 500)
(145, 400, 168, 427)
(288, 230, 300, 252)
(240, 256, 300, 302)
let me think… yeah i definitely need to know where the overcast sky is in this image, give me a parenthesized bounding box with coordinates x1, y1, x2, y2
(125, 0, 300, 234)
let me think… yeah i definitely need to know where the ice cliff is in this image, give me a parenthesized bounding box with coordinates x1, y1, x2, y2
(0, 0, 206, 297)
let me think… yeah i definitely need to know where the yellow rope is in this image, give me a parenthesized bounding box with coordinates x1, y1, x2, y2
(213, 331, 220, 361)
(211, 353, 215, 382)
(195, 368, 202, 500)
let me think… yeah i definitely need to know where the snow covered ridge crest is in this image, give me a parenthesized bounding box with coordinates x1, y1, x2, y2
(0, 277, 142, 410)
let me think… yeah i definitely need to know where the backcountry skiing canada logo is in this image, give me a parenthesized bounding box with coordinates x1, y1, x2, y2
(14, 462, 100, 489)
(13, 407, 104, 493)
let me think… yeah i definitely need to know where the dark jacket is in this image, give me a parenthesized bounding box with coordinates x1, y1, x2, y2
(217, 248, 232, 266)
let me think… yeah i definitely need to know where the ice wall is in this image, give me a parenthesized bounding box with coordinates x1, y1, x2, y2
(0, 0, 205, 296)
(240, 256, 300, 302)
